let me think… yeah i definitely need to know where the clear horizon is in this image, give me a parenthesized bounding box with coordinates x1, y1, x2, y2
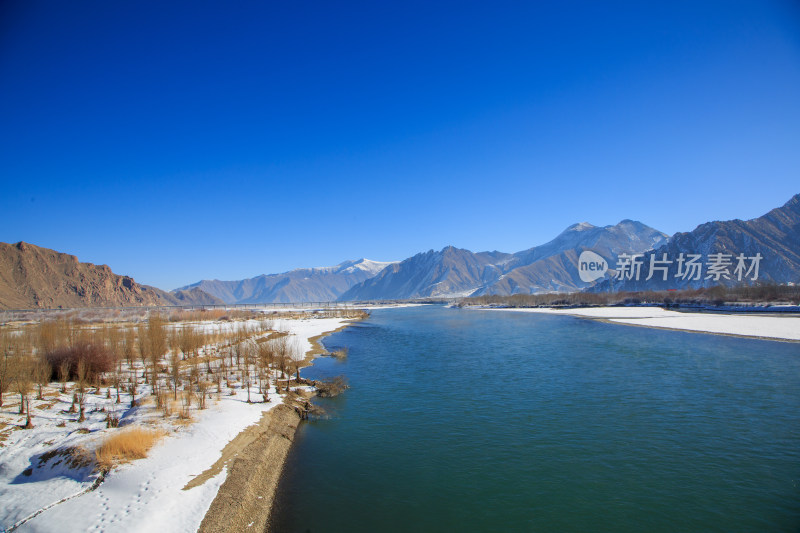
(2, 1, 799, 290)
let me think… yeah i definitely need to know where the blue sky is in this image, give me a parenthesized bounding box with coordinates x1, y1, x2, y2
(2, 1, 799, 290)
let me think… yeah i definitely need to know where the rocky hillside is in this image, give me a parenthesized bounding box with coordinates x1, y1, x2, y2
(0, 242, 223, 310)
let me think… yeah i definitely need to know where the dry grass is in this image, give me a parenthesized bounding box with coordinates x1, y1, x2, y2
(95, 427, 165, 469)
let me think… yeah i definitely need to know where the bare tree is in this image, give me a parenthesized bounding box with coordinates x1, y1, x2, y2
(257, 342, 274, 402)
(122, 327, 137, 370)
(147, 314, 168, 393)
(218, 359, 226, 393)
(37, 319, 67, 356)
(243, 342, 252, 403)
(58, 359, 70, 393)
(0, 329, 11, 407)
(33, 357, 50, 400)
(169, 349, 181, 401)
(196, 380, 210, 410)
(271, 335, 290, 393)
(178, 326, 193, 361)
(129, 372, 138, 408)
(76, 358, 88, 423)
(137, 323, 151, 383)
(107, 325, 121, 365)
(113, 358, 122, 404)
(287, 337, 304, 383)
(124, 327, 138, 407)
(11, 356, 34, 428)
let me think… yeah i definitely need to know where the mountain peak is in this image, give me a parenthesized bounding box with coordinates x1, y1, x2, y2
(783, 193, 800, 208)
(335, 258, 395, 276)
(565, 222, 596, 232)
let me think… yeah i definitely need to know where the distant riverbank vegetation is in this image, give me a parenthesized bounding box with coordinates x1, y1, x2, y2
(458, 284, 800, 308)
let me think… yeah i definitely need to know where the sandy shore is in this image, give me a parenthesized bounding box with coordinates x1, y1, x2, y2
(197, 404, 301, 533)
(196, 319, 356, 533)
(473, 306, 800, 342)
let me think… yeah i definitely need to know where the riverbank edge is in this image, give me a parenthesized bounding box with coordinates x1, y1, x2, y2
(589, 316, 800, 343)
(197, 318, 361, 533)
(467, 305, 800, 343)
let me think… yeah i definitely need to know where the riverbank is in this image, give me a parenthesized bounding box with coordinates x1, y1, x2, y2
(1, 314, 356, 532)
(197, 404, 301, 533)
(472, 306, 800, 341)
(197, 317, 362, 533)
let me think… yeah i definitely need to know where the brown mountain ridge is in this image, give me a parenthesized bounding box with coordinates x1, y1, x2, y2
(0, 241, 223, 310)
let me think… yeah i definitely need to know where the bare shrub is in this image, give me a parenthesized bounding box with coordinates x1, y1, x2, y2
(44, 342, 114, 382)
(37, 319, 71, 355)
(316, 375, 349, 398)
(156, 389, 171, 417)
(106, 404, 120, 428)
(179, 390, 192, 420)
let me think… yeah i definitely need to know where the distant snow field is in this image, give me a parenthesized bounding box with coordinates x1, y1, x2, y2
(487, 306, 800, 341)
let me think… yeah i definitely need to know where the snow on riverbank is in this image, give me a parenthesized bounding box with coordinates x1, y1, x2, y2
(1, 316, 348, 533)
(479, 306, 800, 341)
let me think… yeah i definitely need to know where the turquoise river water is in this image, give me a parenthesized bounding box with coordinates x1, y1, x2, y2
(270, 306, 800, 532)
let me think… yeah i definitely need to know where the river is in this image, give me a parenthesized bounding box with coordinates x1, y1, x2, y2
(271, 305, 800, 532)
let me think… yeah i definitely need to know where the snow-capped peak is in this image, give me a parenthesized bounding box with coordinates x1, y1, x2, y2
(335, 258, 396, 276)
(566, 222, 596, 232)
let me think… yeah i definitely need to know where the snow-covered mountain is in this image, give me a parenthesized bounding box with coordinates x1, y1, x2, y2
(175, 259, 396, 304)
(178, 217, 673, 303)
(594, 193, 800, 291)
(338, 247, 513, 301)
(475, 219, 669, 295)
(339, 220, 668, 301)
(330, 258, 392, 277)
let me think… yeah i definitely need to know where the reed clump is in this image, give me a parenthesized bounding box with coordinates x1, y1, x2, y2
(95, 427, 165, 469)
